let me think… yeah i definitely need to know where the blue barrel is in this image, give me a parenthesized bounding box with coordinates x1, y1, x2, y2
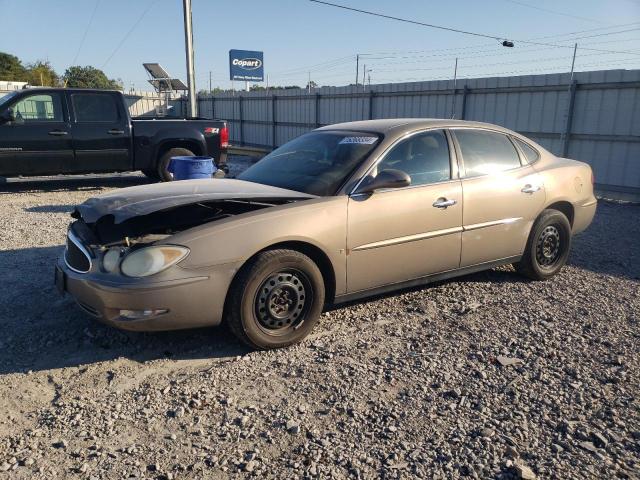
(168, 156, 217, 180)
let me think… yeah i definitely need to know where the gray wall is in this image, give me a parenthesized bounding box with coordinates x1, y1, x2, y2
(187, 69, 640, 197)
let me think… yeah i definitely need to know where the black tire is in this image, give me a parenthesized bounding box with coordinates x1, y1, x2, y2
(226, 249, 325, 350)
(157, 147, 194, 182)
(515, 209, 572, 280)
(142, 169, 160, 181)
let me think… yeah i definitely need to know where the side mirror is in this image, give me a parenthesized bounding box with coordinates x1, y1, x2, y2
(354, 168, 411, 194)
(0, 108, 15, 125)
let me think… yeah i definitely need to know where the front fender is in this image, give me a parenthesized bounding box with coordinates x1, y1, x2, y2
(168, 197, 349, 295)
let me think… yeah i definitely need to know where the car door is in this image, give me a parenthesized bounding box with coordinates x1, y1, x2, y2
(347, 129, 463, 293)
(0, 91, 73, 176)
(68, 92, 131, 173)
(451, 128, 545, 267)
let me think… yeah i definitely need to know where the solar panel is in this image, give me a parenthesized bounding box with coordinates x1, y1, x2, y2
(170, 79, 188, 90)
(143, 63, 188, 92)
(143, 63, 171, 80)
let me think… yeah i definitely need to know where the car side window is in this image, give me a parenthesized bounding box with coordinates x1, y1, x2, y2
(454, 129, 522, 177)
(375, 129, 451, 186)
(12, 94, 63, 122)
(72, 94, 119, 122)
(513, 137, 540, 164)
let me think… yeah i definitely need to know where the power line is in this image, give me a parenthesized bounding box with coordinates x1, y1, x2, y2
(373, 57, 638, 83)
(500, 0, 606, 24)
(72, 0, 100, 66)
(310, 1, 640, 56)
(309, 0, 507, 42)
(356, 21, 640, 57)
(363, 32, 640, 63)
(269, 55, 355, 76)
(102, 0, 158, 69)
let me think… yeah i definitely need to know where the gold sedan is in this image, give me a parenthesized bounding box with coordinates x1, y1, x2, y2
(57, 119, 597, 349)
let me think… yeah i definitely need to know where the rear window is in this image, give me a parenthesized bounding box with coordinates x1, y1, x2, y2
(454, 129, 522, 177)
(238, 131, 381, 196)
(513, 137, 540, 164)
(72, 94, 119, 122)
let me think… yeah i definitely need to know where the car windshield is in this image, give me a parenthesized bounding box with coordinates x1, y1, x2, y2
(0, 91, 18, 111)
(237, 130, 381, 196)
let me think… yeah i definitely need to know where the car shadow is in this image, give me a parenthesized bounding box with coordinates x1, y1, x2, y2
(0, 244, 248, 376)
(24, 204, 76, 214)
(0, 173, 151, 195)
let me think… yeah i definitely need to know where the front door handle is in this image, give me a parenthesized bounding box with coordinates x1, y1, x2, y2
(521, 184, 541, 194)
(48, 130, 68, 136)
(108, 129, 125, 135)
(432, 198, 457, 209)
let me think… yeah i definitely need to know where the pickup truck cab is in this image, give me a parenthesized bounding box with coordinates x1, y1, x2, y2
(0, 88, 229, 181)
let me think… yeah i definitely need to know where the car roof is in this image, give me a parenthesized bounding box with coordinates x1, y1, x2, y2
(317, 118, 513, 136)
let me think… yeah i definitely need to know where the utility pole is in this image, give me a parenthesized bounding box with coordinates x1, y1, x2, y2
(451, 57, 458, 118)
(362, 64, 366, 91)
(308, 71, 311, 94)
(182, 0, 197, 117)
(355, 54, 359, 86)
(209, 71, 212, 95)
(561, 43, 578, 153)
(569, 43, 578, 83)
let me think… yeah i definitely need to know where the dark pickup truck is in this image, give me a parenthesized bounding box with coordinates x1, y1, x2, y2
(0, 88, 228, 181)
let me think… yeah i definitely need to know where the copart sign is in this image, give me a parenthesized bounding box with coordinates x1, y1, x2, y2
(229, 50, 264, 82)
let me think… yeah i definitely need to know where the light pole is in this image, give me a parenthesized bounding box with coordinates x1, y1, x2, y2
(183, 0, 197, 117)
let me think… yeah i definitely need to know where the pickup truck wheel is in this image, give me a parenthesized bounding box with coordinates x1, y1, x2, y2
(226, 249, 325, 350)
(514, 209, 572, 280)
(142, 169, 159, 180)
(157, 147, 194, 182)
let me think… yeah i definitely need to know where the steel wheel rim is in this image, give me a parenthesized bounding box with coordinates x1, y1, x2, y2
(254, 269, 311, 336)
(536, 224, 562, 268)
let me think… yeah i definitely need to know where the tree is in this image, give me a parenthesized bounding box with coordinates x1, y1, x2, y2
(63, 65, 121, 89)
(26, 61, 59, 87)
(0, 52, 28, 81)
(306, 80, 318, 90)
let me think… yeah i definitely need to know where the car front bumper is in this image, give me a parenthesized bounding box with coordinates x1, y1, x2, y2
(56, 258, 239, 332)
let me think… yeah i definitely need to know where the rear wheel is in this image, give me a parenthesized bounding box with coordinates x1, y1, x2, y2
(157, 147, 194, 182)
(226, 249, 325, 349)
(514, 209, 572, 280)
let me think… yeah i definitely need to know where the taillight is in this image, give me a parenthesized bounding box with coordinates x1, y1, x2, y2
(220, 126, 229, 148)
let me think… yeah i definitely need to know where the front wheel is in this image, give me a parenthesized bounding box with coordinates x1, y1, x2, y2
(514, 209, 572, 280)
(225, 249, 325, 349)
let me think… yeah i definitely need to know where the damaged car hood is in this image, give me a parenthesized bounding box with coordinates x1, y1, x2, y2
(75, 179, 317, 224)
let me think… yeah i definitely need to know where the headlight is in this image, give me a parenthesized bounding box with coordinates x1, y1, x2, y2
(102, 247, 123, 273)
(120, 246, 189, 278)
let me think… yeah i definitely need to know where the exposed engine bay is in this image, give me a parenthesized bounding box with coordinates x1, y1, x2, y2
(71, 198, 296, 248)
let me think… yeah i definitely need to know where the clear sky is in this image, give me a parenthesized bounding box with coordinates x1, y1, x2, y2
(2, 0, 639, 91)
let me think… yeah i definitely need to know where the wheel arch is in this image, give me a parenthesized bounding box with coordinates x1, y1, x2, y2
(156, 139, 203, 161)
(225, 240, 337, 310)
(544, 200, 575, 227)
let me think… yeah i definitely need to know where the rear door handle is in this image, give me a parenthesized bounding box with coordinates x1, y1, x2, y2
(521, 184, 541, 194)
(108, 129, 125, 135)
(48, 130, 68, 136)
(432, 198, 457, 209)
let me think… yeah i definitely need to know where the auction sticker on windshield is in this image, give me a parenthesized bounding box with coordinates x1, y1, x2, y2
(339, 136, 378, 145)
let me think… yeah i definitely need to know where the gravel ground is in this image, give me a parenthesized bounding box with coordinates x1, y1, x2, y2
(0, 167, 638, 480)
